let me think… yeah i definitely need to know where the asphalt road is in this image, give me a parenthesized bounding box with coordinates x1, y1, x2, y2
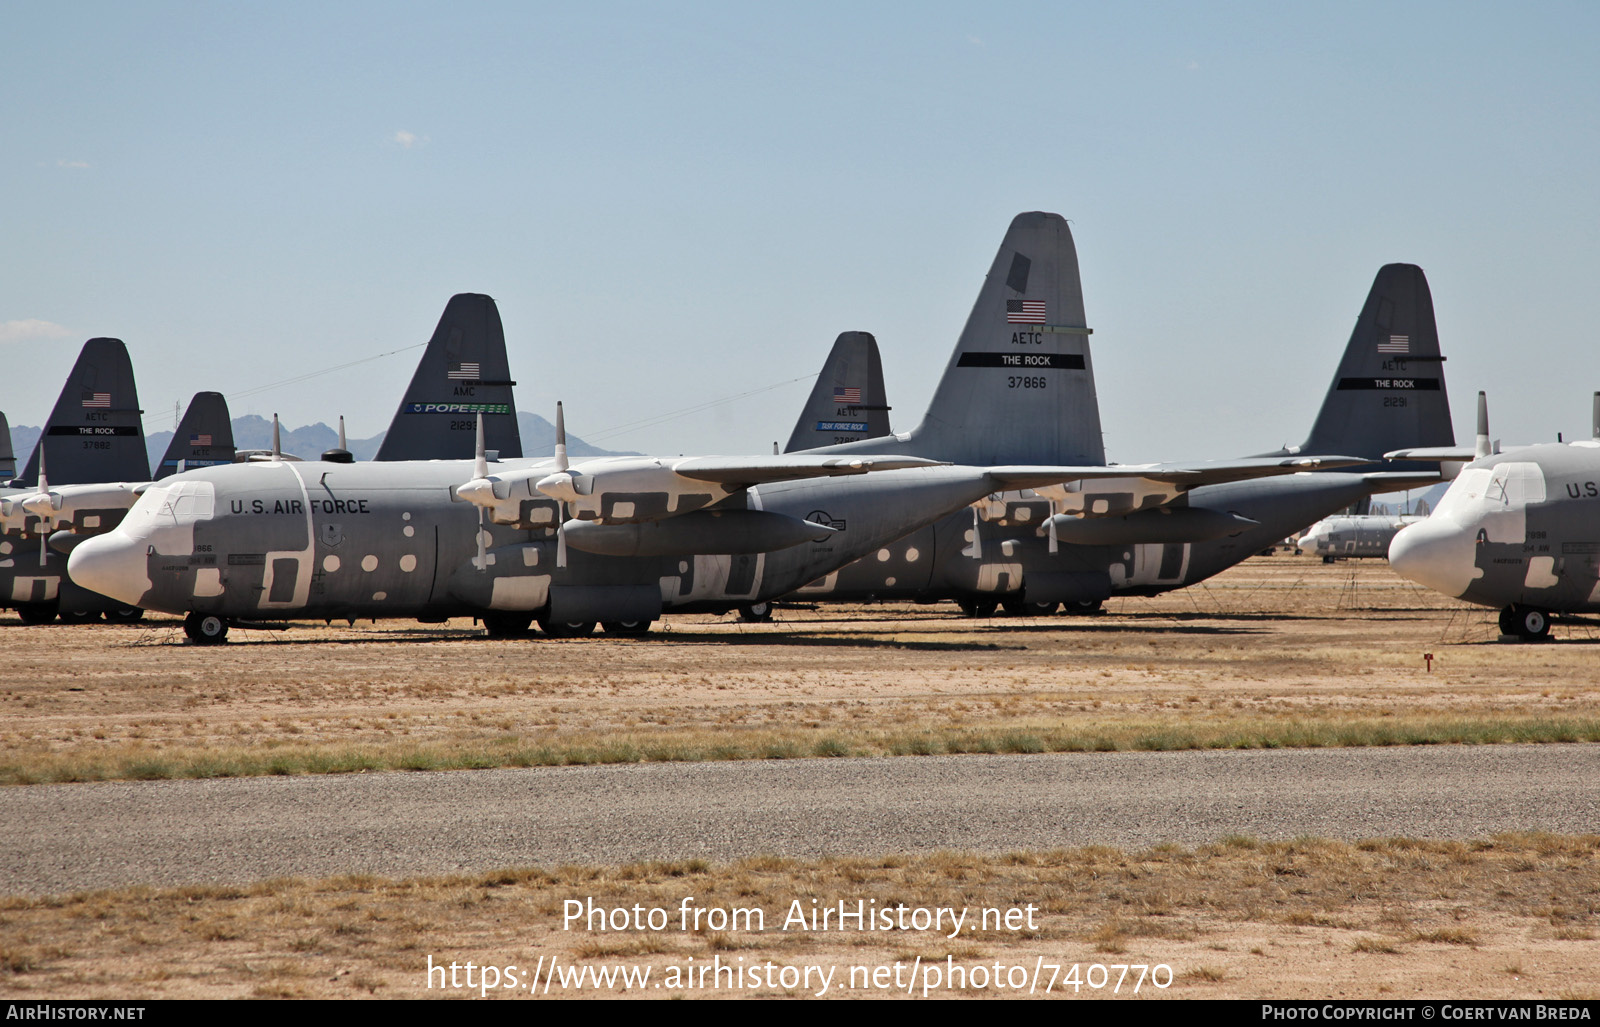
(4, 744, 1596, 896)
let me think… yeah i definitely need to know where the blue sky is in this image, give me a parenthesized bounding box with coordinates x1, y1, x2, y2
(4, 1, 1597, 461)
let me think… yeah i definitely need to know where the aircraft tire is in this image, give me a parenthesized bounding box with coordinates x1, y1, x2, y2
(1002, 599, 1058, 617)
(58, 609, 102, 624)
(15, 602, 58, 625)
(956, 599, 998, 618)
(537, 618, 596, 639)
(106, 607, 144, 625)
(481, 612, 533, 638)
(184, 612, 229, 645)
(602, 620, 653, 636)
(1512, 606, 1551, 641)
(737, 602, 773, 623)
(1498, 607, 1519, 636)
(1064, 600, 1103, 615)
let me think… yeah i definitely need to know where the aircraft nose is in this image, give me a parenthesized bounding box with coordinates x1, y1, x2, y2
(67, 531, 152, 607)
(1388, 518, 1476, 598)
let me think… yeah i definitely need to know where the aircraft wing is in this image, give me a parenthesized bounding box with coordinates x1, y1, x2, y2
(668, 454, 946, 486)
(985, 454, 1366, 491)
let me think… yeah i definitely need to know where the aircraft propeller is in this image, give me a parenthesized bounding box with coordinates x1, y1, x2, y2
(18, 448, 63, 563)
(456, 414, 493, 571)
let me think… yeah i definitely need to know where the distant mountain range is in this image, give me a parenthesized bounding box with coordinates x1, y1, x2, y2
(5, 412, 635, 478)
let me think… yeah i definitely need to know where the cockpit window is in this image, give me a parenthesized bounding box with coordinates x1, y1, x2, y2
(115, 481, 216, 539)
(119, 486, 172, 540)
(1435, 468, 1491, 518)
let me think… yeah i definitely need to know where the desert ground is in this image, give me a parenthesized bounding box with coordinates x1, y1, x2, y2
(1, 555, 1597, 999)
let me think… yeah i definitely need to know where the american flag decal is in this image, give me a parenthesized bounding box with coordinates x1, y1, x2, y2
(1377, 334, 1410, 354)
(447, 361, 481, 380)
(1006, 300, 1046, 324)
(832, 387, 862, 404)
(190, 433, 212, 446)
(81, 392, 110, 408)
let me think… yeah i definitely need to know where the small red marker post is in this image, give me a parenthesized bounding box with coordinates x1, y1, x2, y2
(1424, 653, 1434, 673)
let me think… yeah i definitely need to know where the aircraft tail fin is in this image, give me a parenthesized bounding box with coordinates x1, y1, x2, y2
(155, 392, 236, 477)
(19, 338, 148, 486)
(0, 411, 13, 481)
(375, 294, 523, 460)
(1296, 264, 1455, 470)
(808, 212, 1104, 466)
(782, 332, 891, 453)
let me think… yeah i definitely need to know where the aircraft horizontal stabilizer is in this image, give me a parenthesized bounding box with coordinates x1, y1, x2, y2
(1362, 469, 1451, 490)
(1382, 446, 1476, 462)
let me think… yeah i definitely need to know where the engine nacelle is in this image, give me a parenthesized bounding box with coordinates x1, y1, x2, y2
(537, 459, 731, 524)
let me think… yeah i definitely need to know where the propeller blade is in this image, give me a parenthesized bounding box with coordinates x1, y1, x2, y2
(556, 502, 568, 568)
(271, 414, 282, 462)
(1047, 499, 1059, 554)
(554, 402, 569, 473)
(473, 413, 488, 481)
(968, 505, 983, 560)
(474, 507, 487, 571)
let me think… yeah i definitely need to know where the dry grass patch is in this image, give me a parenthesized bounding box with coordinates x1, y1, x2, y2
(4, 560, 1600, 786)
(0, 833, 1594, 999)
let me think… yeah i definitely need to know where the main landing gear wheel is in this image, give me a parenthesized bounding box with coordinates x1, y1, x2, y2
(1501, 605, 1551, 641)
(601, 620, 653, 636)
(537, 617, 596, 638)
(1064, 599, 1104, 615)
(956, 599, 998, 618)
(481, 612, 533, 638)
(15, 602, 58, 625)
(1001, 599, 1058, 617)
(57, 609, 102, 624)
(184, 612, 230, 645)
(737, 602, 773, 623)
(106, 607, 144, 625)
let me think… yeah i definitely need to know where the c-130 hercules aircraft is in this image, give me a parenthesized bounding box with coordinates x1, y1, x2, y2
(0, 339, 235, 624)
(68, 212, 1346, 643)
(1388, 393, 1600, 640)
(780, 262, 1457, 616)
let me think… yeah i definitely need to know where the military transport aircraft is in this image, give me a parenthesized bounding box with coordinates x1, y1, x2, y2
(67, 212, 1347, 644)
(1387, 393, 1600, 640)
(780, 261, 1457, 615)
(0, 339, 154, 623)
(0, 379, 235, 624)
(1298, 512, 1425, 562)
(3, 295, 516, 625)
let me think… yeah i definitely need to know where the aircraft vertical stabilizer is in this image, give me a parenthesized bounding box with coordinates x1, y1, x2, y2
(808, 212, 1103, 467)
(0, 412, 14, 480)
(19, 339, 148, 486)
(155, 392, 236, 477)
(376, 294, 523, 461)
(1297, 264, 1454, 468)
(783, 332, 891, 453)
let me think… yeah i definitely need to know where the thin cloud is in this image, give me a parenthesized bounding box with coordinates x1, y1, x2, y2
(56, 158, 89, 169)
(393, 130, 428, 149)
(0, 320, 70, 344)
